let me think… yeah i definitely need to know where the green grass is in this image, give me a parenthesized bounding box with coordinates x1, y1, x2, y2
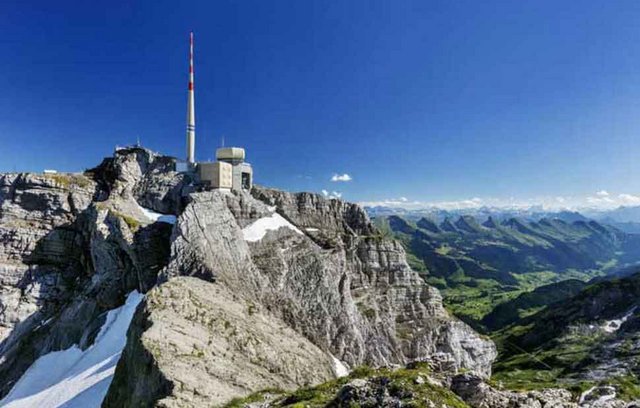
(94, 202, 142, 232)
(430, 278, 524, 324)
(224, 388, 287, 408)
(43, 173, 92, 189)
(435, 244, 453, 256)
(613, 376, 640, 401)
(491, 369, 640, 402)
(119, 213, 141, 231)
(405, 252, 428, 273)
(223, 364, 469, 408)
(491, 327, 640, 401)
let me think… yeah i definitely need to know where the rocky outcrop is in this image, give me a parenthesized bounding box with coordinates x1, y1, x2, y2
(451, 374, 640, 408)
(251, 186, 374, 247)
(0, 202, 173, 397)
(103, 277, 337, 407)
(0, 149, 176, 397)
(0, 172, 95, 340)
(87, 147, 191, 214)
(161, 188, 495, 374)
(211, 361, 468, 408)
(0, 172, 96, 394)
(111, 185, 496, 405)
(451, 374, 576, 408)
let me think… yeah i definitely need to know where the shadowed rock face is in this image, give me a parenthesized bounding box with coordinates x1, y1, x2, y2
(0, 151, 175, 397)
(0, 172, 97, 395)
(0, 173, 96, 341)
(87, 147, 192, 214)
(103, 277, 337, 408)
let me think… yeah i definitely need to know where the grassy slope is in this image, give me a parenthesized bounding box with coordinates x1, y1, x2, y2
(375, 215, 631, 330)
(481, 279, 587, 330)
(224, 364, 469, 408)
(375, 214, 640, 398)
(490, 272, 640, 399)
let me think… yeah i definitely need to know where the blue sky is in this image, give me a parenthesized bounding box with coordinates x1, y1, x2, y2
(2, 1, 640, 208)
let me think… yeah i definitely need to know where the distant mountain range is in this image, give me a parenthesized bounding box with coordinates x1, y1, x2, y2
(365, 205, 591, 223)
(378, 214, 640, 284)
(366, 204, 640, 234)
(375, 213, 640, 327)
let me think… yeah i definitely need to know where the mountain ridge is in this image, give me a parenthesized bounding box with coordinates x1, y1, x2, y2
(376, 213, 640, 327)
(0, 147, 496, 407)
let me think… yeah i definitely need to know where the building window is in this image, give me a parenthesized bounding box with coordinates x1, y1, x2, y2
(241, 172, 251, 189)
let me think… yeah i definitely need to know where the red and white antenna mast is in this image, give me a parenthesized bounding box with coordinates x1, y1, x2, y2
(186, 32, 196, 164)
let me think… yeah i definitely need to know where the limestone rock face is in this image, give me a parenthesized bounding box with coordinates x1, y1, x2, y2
(103, 277, 337, 408)
(250, 188, 496, 376)
(451, 374, 640, 408)
(0, 172, 96, 342)
(88, 147, 191, 214)
(451, 374, 577, 408)
(155, 188, 495, 380)
(0, 159, 174, 397)
(252, 186, 374, 247)
(0, 172, 96, 395)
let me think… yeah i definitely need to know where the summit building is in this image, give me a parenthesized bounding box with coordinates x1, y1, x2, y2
(177, 32, 253, 192)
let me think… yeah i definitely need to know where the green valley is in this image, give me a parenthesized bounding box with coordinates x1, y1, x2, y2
(374, 214, 640, 330)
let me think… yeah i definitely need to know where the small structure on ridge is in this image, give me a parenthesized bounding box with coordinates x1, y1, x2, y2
(175, 32, 253, 192)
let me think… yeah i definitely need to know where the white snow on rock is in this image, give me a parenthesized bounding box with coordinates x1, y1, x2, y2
(0, 291, 144, 408)
(331, 356, 350, 378)
(601, 307, 636, 333)
(135, 201, 177, 224)
(242, 213, 303, 242)
(579, 385, 617, 405)
(305, 227, 320, 232)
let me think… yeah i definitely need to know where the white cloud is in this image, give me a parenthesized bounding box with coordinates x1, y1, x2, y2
(321, 189, 342, 199)
(617, 194, 640, 206)
(331, 173, 352, 182)
(359, 197, 485, 210)
(360, 191, 640, 211)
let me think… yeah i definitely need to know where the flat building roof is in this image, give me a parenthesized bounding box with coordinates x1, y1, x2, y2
(216, 147, 245, 161)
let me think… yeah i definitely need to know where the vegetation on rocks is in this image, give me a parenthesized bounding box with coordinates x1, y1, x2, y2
(374, 214, 640, 329)
(488, 270, 640, 402)
(224, 363, 469, 408)
(42, 172, 93, 189)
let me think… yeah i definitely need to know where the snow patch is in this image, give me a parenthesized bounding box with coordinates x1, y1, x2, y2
(305, 228, 320, 232)
(135, 201, 177, 224)
(0, 291, 144, 408)
(579, 385, 617, 405)
(601, 307, 636, 333)
(242, 213, 303, 242)
(332, 356, 350, 378)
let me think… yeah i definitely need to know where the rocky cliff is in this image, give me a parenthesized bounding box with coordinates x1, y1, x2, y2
(0, 147, 495, 407)
(105, 183, 495, 405)
(0, 148, 176, 397)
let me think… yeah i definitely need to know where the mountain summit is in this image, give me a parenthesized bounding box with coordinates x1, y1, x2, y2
(0, 147, 495, 407)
